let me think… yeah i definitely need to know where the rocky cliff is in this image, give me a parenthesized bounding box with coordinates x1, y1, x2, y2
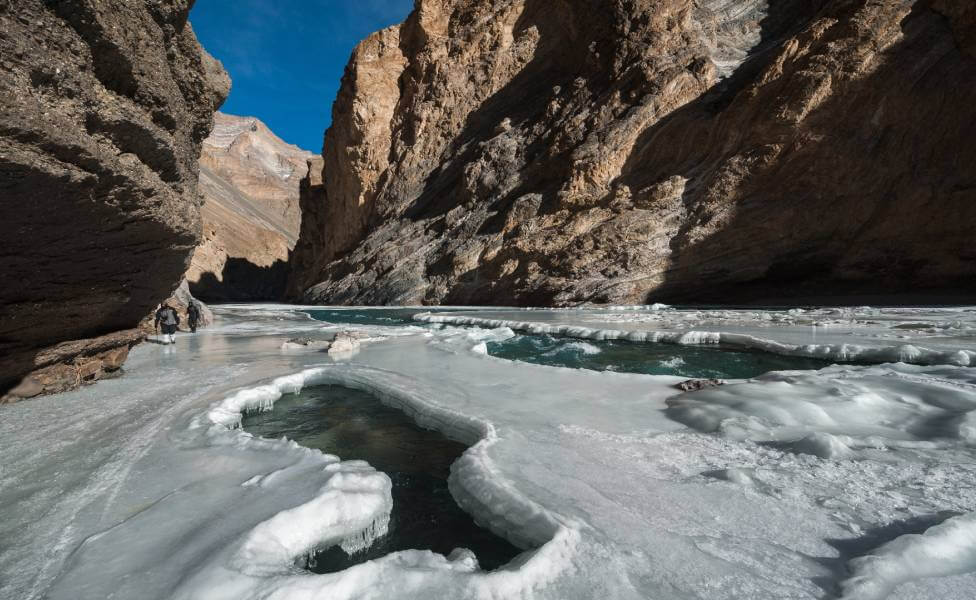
(289, 0, 976, 306)
(188, 112, 313, 300)
(0, 0, 228, 400)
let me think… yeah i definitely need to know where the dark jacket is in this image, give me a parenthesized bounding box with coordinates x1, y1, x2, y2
(187, 303, 201, 324)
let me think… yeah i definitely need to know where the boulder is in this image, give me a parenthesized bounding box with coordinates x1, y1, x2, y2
(675, 378, 726, 393)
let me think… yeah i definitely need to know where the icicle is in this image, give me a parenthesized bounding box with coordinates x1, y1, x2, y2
(339, 514, 390, 556)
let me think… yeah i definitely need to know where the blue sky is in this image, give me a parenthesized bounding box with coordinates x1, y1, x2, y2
(190, 0, 414, 152)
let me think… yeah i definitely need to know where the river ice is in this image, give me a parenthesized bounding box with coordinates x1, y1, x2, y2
(2, 304, 976, 599)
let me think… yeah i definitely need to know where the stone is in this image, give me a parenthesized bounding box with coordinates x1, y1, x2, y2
(188, 113, 315, 301)
(4, 376, 44, 401)
(288, 0, 976, 307)
(0, 0, 228, 397)
(75, 358, 105, 382)
(675, 379, 726, 392)
(327, 331, 362, 356)
(101, 346, 130, 372)
(0, 329, 144, 403)
(281, 337, 332, 351)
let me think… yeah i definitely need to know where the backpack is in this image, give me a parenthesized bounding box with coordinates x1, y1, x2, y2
(164, 309, 177, 326)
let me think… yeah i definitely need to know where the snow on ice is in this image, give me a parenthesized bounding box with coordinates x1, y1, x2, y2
(2, 304, 976, 599)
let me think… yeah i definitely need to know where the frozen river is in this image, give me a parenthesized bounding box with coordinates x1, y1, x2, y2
(2, 304, 976, 599)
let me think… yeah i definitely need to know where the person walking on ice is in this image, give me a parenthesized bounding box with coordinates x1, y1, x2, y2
(154, 303, 180, 344)
(187, 301, 201, 333)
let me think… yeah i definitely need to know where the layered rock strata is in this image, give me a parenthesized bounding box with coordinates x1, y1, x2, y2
(188, 113, 313, 300)
(289, 0, 976, 306)
(0, 0, 228, 397)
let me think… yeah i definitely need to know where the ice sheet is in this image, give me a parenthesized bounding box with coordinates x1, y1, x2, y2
(2, 304, 976, 599)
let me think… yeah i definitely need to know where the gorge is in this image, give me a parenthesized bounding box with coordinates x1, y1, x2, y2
(287, 0, 976, 306)
(188, 112, 314, 302)
(4, 0, 974, 397)
(4, 2, 976, 599)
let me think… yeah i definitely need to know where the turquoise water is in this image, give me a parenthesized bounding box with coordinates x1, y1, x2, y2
(305, 308, 829, 378)
(242, 385, 523, 573)
(486, 334, 830, 379)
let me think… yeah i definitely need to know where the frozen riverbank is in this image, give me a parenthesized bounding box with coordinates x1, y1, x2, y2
(2, 304, 976, 599)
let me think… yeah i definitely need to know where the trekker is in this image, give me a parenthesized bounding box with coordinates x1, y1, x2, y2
(154, 303, 180, 345)
(187, 302, 201, 333)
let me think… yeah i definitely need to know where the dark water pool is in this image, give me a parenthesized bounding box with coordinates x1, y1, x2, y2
(486, 334, 830, 379)
(242, 385, 522, 573)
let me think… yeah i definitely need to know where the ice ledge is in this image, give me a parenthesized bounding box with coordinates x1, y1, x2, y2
(176, 365, 578, 599)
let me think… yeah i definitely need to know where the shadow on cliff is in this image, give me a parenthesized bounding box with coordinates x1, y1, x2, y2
(190, 257, 289, 302)
(401, 0, 825, 229)
(613, 1, 976, 305)
(395, 0, 596, 224)
(396, 0, 841, 306)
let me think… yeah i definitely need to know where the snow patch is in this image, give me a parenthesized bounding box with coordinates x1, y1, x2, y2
(840, 512, 976, 600)
(666, 363, 976, 457)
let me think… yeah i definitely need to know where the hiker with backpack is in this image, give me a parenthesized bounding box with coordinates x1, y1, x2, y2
(154, 303, 180, 345)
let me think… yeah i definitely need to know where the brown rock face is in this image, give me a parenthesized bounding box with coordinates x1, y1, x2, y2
(289, 0, 976, 306)
(0, 0, 228, 395)
(0, 329, 144, 404)
(288, 156, 328, 295)
(188, 112, 313, 300)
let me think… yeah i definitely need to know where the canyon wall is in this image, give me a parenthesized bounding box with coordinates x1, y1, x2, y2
(289, 0, 976, 306)
(0, 0, 228, 400)
(188, 113, 313, 301)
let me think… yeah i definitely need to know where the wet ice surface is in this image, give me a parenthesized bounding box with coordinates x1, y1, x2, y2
(2, 303, 976, 600)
